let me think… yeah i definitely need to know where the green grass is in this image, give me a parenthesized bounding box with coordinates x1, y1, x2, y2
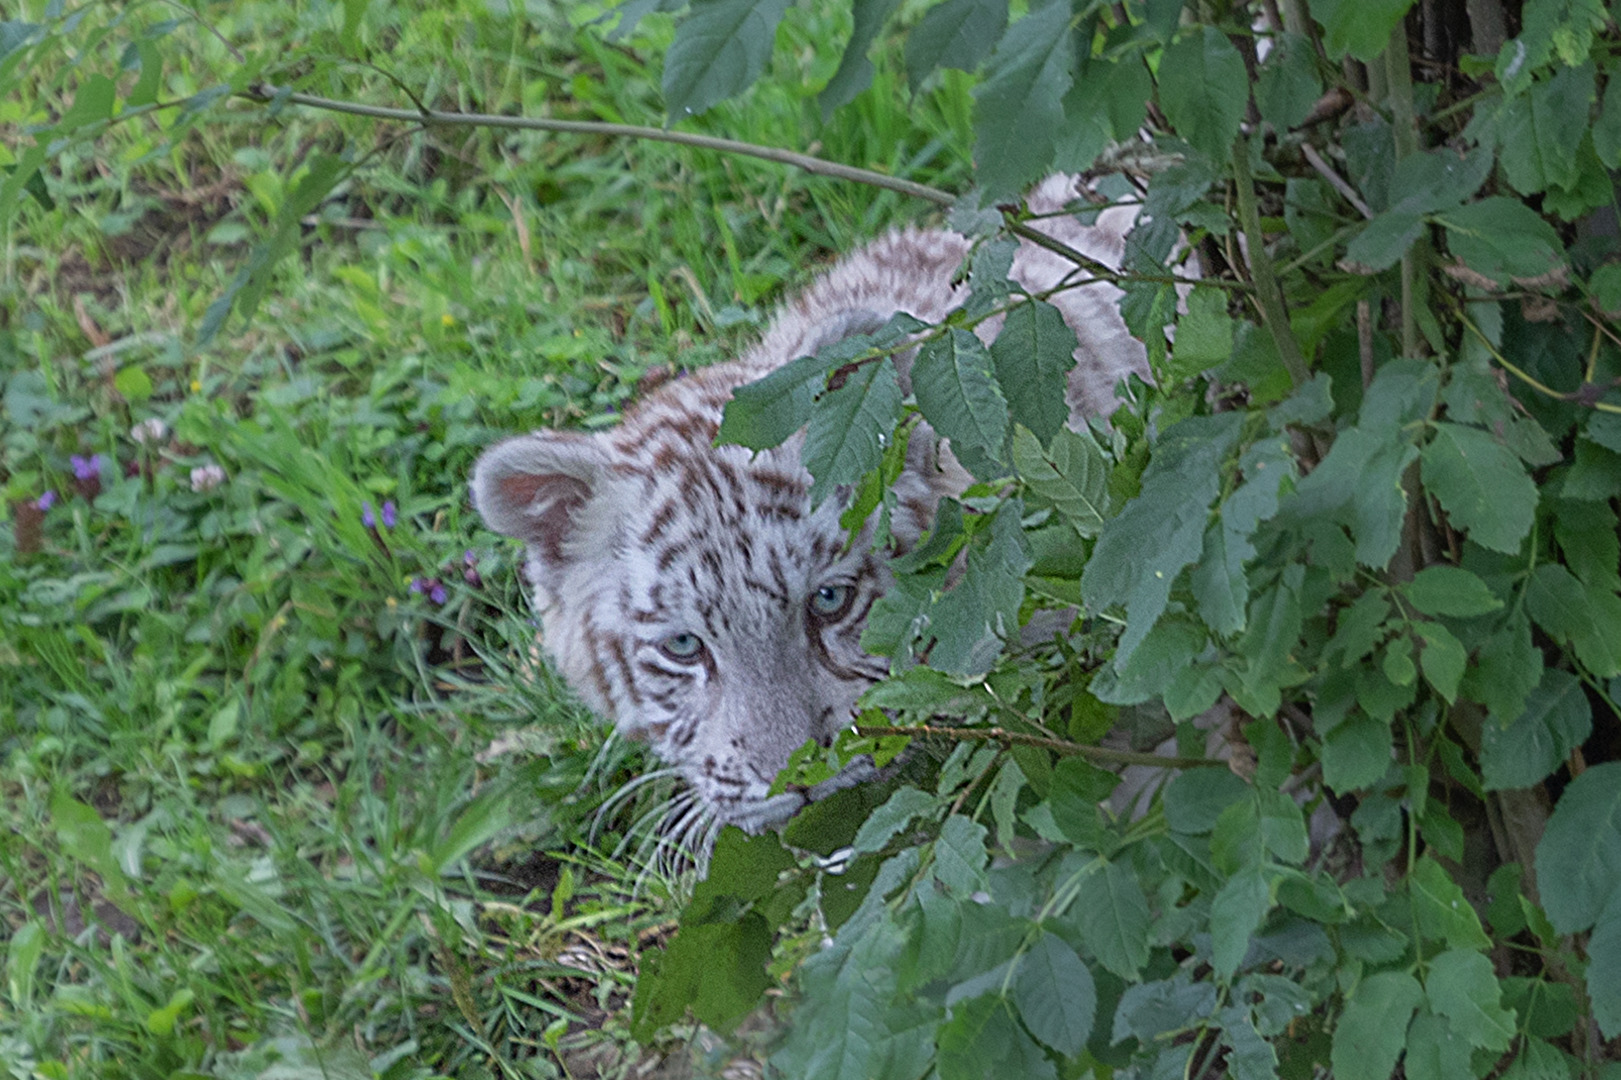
(0, 2, 972, 1075)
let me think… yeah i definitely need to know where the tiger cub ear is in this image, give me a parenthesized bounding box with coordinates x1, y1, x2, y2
(471, 432, 609, 569)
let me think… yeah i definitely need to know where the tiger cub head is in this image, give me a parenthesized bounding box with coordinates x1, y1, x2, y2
(472, 361, 961, 833)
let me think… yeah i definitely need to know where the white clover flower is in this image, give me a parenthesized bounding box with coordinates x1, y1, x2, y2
(130, 418, 169, 445)
(190, 464, 226, 492)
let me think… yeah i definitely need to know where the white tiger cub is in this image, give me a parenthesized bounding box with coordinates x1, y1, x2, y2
(472, 175, 1159, 834)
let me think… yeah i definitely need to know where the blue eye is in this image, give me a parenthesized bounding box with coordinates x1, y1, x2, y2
(661, 633, 705, 660)
(809, 584, 854, 618)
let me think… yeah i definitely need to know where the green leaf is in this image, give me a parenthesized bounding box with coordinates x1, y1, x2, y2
(1257, 787, 1309, 863)
(1462, 610, 1542, 721)
(1211, 868, 1272, 979)
(1084, 414, 1242, 668)
(1157, 27, 1248, 161)
(1403, 565, 1502, 617)
(904, 0, 1007, 87)
(1309, 0, 1416, 60)
(852, 786, 937, 854)
(939, 993, 1057, 1080)
(1524, 564, 1621, 677)
(1533, 761, 1621, 934)
(1289, 426, 1418, 569)
(1420, 422, 1537, 554)
(1587, 899, 1621, 1038)
(1114, 977, 1220, 1043)
(1071, 859, 1151, 979)
(925, 503, 1031, 676)
(802, 358, 902, 505)
(1220, 1005, 1281, 1080)
(819, 0, 903, 116)
(1496, 62, 1595, 195)
(633, 914, 773, 1034)
(913, 328, 1008, 477)
(5, 921, 45, 1009)
(1014, 932, 1096, 1055)
(662, 0, 791, 121)
(933, 814, 989, 898)
(1410, 855, 1491, 950)
(1482, 668, 1592, 791)
(1331, 971, 1423, 1080)
(1164, 769, 1249, 834)
(1328, 592, 1393, 665)
(991, 299, 1078, 442)
(1346, 211, 1425, 272)
(113, 366, 153, 403)
(1416, 623, 1466, 704)
(1321, 713, 1392, 794)
(50, 791, 128, 899)
(1426, 949, 1516, 1053)
(1255, 31, 1323, 130)
(1554, 498, 1621, 590)
(1404, 1012, 1473, 1080)
(60, 72, 117, 132)
(1172, 286, 1235, 373)
(971, 2, 1075, 197)
(1595, 73, 1621, 168)
(1436, 198, 1564, 286)
(1012, 425, 1109, 537)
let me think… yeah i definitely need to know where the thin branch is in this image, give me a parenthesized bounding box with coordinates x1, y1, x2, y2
(853, 723, 1225, 770)
(1459, 309, 1621, 413)
(1232, 134, 1311, 386)
(1300, 142, 1371, 219)
(243, 85, 957, 207)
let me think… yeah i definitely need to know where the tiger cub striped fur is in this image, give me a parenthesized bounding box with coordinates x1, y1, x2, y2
(472, 175, 1155, 833)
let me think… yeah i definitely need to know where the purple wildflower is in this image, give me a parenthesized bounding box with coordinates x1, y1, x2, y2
(381, 500, 397, 529)
(70, 454, 105, 481)
(362, 501, 376, 529)
(36, 490, 57, 511)
(429, 581, 447, 604)
(408, 577, 427, 595)
(463, 549, 478, 566)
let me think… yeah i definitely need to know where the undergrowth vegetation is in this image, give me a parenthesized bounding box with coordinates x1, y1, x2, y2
(3, 0, 1620, 1078)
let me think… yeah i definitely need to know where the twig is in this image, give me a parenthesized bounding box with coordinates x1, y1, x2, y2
(1300, 142, 1371, 219)
(1232, 135, 1310, 387)
(243, 85, 957, 207)
(853, 723, 1225, 770)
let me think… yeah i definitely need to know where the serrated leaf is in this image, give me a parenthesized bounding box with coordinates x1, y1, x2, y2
(1220, 1005, 1280, 1080)
(1404, 565, 1502, 617)
(925, 503, 1031, 676)
(1084, 414, 1242, 668)
(1496, 62, 1595, 195)
(1596, 75, 1621, 169)
(803, 358, 902, 505)
(1416, 622, 1466, 704)
(1012, 424, 1109, 537)
(939, 993, 1057, 1080)
(1436, 198, 1564, 285)
(971, 3, 1075, 197)
(1172, 286, 1235, 373)
(1071, 859, 1150, 979)
(1163, 769, 1249, 834)
(1289, 426, 1418, 569)
(913, 328, 1008, 477)
(1321, 713, 1392, 794)
(991, 299, 1078, 442)
(1309, 0, 1417, 60)
(1463, 610, 1542, 721)
(1328, 592, 1393, 665)
(1410, 855, 1491, 950)
(662, 0, 791, 121)
(1587, 899, 1621, 1038)
(1114, 977, 1220, 1043)
(933, 814, 989, 897)
(1533, 761, 1621, 934)
(852, 786, 937, 854)
(1404, 1011, 1473, 1080)
(1014, 932, 1096, 1055)
(1332, 971, 1423, 1080)
(1211, 868, 1272, 979)
(1346, 211, 1425, 272)
(1255, 31, 1323, 130)
(1524, 564, 1621, 677)
(1257, 787, 1309, 863)
(1157, 27, 1248, 161)
(1554, 498, 1621, 590)
(1482, 668, 1592, 791)
(819, 0, 903, 116)
(1426, 949, 1516, 1052)
(1421, 422, 1537, 554)
(904, 0, 1007, 87)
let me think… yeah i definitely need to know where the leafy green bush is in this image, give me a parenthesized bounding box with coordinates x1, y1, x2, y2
(2, 0, 1618, 1077)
